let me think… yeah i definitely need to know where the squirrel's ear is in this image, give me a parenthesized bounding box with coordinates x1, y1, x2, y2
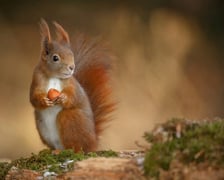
(53, 21, 70, 44)
(39, 19, 51, 55)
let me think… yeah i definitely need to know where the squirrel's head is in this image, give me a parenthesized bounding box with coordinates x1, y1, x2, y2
(39, 19, 75, 79)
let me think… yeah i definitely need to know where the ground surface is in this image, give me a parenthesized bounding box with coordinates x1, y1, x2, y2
(4, 151, 145, 180)
(3, 118, 224, 180)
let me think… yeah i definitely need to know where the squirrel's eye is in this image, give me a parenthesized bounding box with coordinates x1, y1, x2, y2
(52, 54, 60, 62)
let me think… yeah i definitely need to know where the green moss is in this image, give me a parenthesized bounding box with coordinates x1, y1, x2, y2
(95, 150, 118, 157)
(144, 118, 224, 178)
(0, 162, 11, 179)
(0, 149, 118, 179)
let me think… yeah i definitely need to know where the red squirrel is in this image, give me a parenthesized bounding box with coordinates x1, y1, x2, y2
(30, 19, 114, 152)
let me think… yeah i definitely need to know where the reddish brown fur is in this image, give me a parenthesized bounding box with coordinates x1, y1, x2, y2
(73, 34, 115, 138)
(58, 108, 97, 152)
(30, 66, 52, 109)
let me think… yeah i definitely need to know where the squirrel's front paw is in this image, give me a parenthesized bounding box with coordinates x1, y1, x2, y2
(54, 93, 67, 105)
(42, 97, 54, 107)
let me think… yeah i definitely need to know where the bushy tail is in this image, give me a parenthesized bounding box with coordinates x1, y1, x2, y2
(73, 34, 115, 138)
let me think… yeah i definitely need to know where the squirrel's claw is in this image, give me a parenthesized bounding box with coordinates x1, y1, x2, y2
(54, 93, 67, 104)
(43, 97, 54, 107)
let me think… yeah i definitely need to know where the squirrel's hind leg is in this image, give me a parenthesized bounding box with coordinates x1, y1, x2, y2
(57, 108, 97, 152)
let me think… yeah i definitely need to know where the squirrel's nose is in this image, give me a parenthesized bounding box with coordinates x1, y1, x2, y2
(68, 65, 75, 71)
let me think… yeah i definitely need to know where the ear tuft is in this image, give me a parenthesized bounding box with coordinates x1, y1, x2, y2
(53, 21, 70, 44)
(39, 18, 51, 43)
(39, 18, 51, 56)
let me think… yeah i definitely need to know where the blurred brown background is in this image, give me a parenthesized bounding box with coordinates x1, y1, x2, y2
(0, 0, 224, 159)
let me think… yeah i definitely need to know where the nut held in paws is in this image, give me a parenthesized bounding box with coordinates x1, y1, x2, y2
(47, 88, 60, 100)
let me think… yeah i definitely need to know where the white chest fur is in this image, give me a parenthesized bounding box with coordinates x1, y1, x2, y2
(46, 78, 62, 92)
(36, 78, 63, 149)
